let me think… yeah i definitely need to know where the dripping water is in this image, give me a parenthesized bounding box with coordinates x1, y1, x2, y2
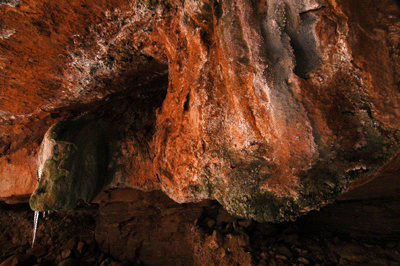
(32, 211, 39, 247)
(32, 167, 42, 248)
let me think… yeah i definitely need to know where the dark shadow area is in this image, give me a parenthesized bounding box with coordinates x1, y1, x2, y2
(2, 189, 400, 265)
(29, 56, 169, 212)
(261, 2, 322, 81)
(295, 196, 400, 240)
(289, 12, 322, 79)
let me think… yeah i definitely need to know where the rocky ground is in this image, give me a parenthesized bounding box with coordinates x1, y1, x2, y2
(1, 193, 400, 266)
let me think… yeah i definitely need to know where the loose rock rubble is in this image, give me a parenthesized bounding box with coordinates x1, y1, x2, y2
(0, 202, 133, 266)
(192, 205, 400, 266)
(1, 197, 400, 266)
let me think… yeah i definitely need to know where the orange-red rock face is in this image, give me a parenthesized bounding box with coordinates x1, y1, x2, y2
(1, 0, 399, 221)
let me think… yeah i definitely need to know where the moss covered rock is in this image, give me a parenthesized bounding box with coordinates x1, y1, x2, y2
(29, 116, 109, 211)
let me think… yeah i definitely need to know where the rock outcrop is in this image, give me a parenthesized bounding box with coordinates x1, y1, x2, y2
(1, 0, 400, 222)
(29, 115, 109, 211)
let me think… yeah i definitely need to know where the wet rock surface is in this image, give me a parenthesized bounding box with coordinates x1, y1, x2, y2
(1, 189, 400, 266)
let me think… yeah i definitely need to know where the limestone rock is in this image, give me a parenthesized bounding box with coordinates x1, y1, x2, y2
(29, 116, 109, 211)
(0, 0, 399, 221)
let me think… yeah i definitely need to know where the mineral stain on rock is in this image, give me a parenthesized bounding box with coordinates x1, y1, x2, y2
(0, 0, 399, 224)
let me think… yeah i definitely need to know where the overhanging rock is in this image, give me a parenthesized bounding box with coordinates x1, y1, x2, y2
(0, 0, 398, 222)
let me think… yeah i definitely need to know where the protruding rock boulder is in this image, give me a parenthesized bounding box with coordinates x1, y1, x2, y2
(0, 0, 399, 221)
(30, 116, 109, 211)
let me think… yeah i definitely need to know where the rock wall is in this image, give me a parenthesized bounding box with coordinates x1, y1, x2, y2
(0, 0, 400, 222)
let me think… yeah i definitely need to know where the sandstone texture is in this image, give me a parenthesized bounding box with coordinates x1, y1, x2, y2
(0, 0, 400, 222)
